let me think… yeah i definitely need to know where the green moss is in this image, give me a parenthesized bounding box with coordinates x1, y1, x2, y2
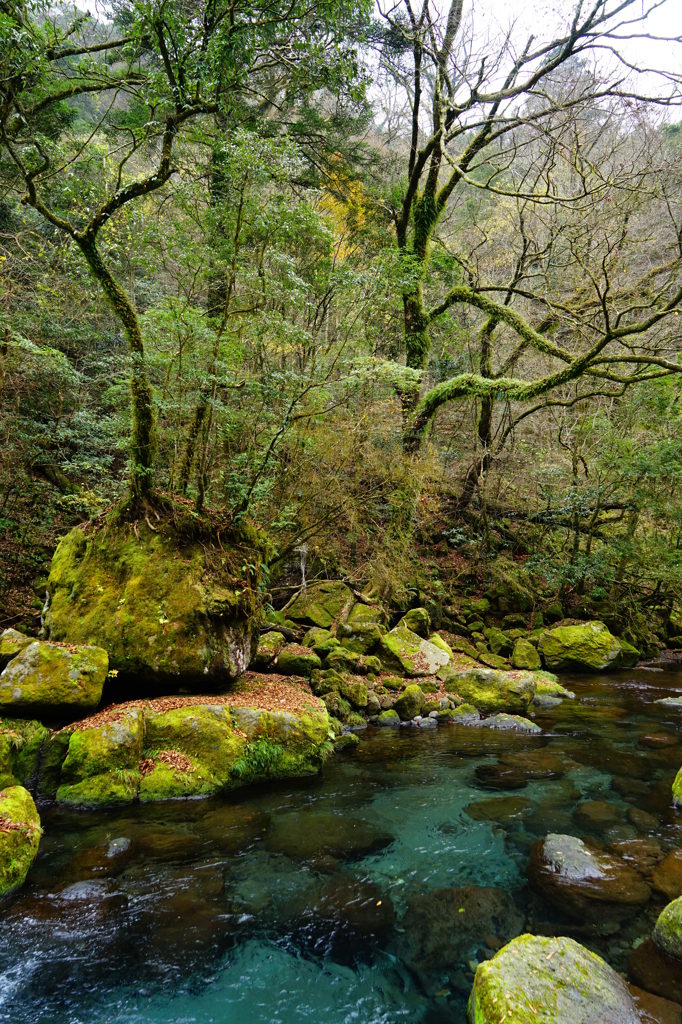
(276, 645, 322, 677)
(484, 627, 513, 657)
(380, 623, 450, 677)
(57, 708, 144, 807)
(653, 896, 682, 960)
(439, 666, 536, 715)
(427, 633, 454, 659)
(232, 738, 286, 783)
(539, 621, 622, 672)
(338, 679, 368, 708)
(285, 581, 353, 629)
(377, 709, 401, 727)
(230, 706, 332, 778)
(0, 718, 49, 789)
(46, 521, 262, 684)
(468, 934, 641, 1023)
(336, 622, 383, 655)
(252, 631, 285, 669)
(393, 684, 425, 721)
(0, 786, 41, 897)
(400, 608, 431, 637)
(510, 638, 541, 671)
(0, 641, 107, 711)
(0, 629, 32, 669)
(346, 603, 384, 627)
(673, 767, 682, 808)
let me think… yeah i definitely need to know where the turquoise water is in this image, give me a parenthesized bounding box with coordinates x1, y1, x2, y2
(1, 667, 681, 1023)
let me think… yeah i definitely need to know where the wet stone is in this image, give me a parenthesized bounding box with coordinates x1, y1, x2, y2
(465, 795, 532, 823)
(627, 985, 682, 1024)
(629, 938, 682, 1005)
(652, 850, 682, 900)
(264, 811, 394, 863)
(573, 800, 623, 833)
(396, 886, 524, 997)
(627, 806, 659, 832)
(474, 762, 527, 791)
(610, 837, 665, 873)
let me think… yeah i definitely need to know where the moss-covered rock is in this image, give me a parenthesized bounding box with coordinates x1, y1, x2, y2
(0, 718, 49, 789)
(377, 709, 401, 727)
(325, 647, 381, 675)
(252, 631, 285, 669)
(439, 666, 536, 715)
(346, 602, 385, 627)
(533, 673, 575, 706)
(653, 896, 682, 961)
(0, 785, 41, 897)
(481, 714, 541, 734)
(539, 621, 623, 672)
(380, 623, 450, 677)
(673, 767, 682, 808)
(338, 678, 368, 708)
(0, 641, 107, 712)
(285, 581, 353, 629)
(140, 704, 245, 801)
(483, 627, 513, 657)
(231, 706, 331, 780)
(45, 520, 262, 687)
(336, 622, 384, 655)
(511, 638, 541, 671)
(302, 627, 340, 657)
(467, 933, 641, 1024)
(616, 638, 640, 668)
(393, 684, 425, 721)
(57, 707, 144, 807)
(400, 608, 431, 637)
(427, 633, 454, 659)
(0, 629, 32, 670)
(275, 644, 322, 677)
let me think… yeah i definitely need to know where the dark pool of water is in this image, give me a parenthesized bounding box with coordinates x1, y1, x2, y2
(1, 667, 681, 1024)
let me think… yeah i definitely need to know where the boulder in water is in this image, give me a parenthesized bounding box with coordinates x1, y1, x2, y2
(468, 933, 641, 1023)
(654, 896, 682, 961)
(510, 637, 541, 670)
(539, 621, 626, 671)
(0, 785, 41, 896)
(528, 833, 650, 921)
(439, 665, 536, 714)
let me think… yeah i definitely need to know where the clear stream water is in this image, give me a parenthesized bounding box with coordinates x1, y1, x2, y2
(1, 667, 681, 1024)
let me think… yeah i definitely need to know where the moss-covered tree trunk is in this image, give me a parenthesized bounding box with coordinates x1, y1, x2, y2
(78, 236, 155, 502)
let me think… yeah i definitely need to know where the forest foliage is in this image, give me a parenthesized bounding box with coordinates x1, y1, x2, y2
(1, 0, 681, 639)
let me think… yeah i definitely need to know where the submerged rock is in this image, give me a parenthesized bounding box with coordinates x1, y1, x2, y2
(398, 886, 524, 997)
(264, 811, 393, 862)
(654, 896, 682, 961)
(0, 785, 41, 896)
(0, 641, 107, 712)
(539, 621, 627, 672)
(629, 938, 682, 1005)
(652, 850, 682, 900)
(439, 666, 536, 715)
(529, 833, 650, 922)
(468, 933, 641, 1024)
(45, 520, 263, 687)
(379, 623, 450, 677)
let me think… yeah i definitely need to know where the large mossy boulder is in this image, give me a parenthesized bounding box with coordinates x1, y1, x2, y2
(539, 621, 625, 672)
(48, 689, 331, 807)
(380, 622, 450, 677)
(0, 785, 41, 897)
(0, 718, 49, 789)
(45, 520, 263, 687)
(393, 683, 425, 721)
(653, 896, 682, 961)
(438, 666, 536, 714)
(285, 581, 353, 629)
(467, 934, 641, 1024)
(0, 640, 107, 712)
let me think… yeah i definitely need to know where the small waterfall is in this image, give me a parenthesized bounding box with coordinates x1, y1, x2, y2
(296, 543, 308, 593)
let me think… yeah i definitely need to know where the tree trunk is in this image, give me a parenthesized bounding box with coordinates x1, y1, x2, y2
(78, 236, 155, 502)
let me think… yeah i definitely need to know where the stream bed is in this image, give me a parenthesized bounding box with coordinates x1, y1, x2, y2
(1, 666, 681, 1023)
